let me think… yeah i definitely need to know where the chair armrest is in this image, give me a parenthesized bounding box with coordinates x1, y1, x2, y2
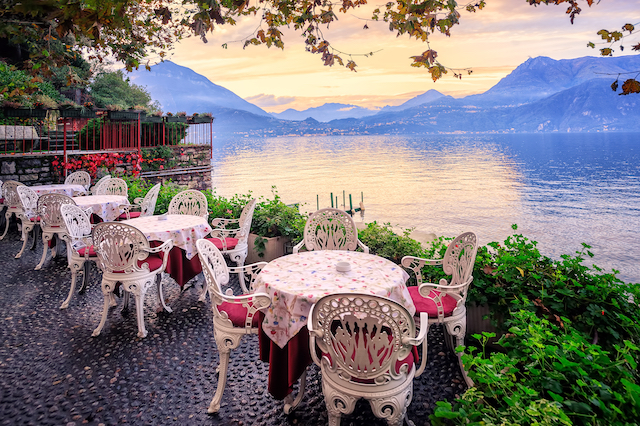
(213, 291, 271, 330)
(210, 217, 240, 228)
(418, 278, 472, 296)
(292, 240, 304, 254)
(209, 227, 240, 240)
(133, 197, 144, 205)
(72, 190, 88, 197)
(307, 302, 325, 367)
(403, 312, 429, 377)
(145, 239, 173, 254)
(401, 255, 444, 284)
(357, 239, 370, 254)
(118, 203, 139, 220)
(228, 261, 268, 293)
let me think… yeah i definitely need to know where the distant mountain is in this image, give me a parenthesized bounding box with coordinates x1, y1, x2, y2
(272, 103, 378, 122)
(377, 89, 447, 113)
(127, 61, 270, 117)
(461, 55, 640, 107)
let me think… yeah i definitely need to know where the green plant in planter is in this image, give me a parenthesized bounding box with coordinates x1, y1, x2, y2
(431, 310, 640, 426)
(141, 145, 176, 171)
(357, 221, 426, 271)
(250, 189, 306, 256)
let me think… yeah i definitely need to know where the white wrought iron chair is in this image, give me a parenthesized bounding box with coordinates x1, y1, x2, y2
(59, 204, 98, 309)
(118, 183, 161, 220)
(90, 175, 111, 195)
(168, 190, 208, 218)
(205, 198, 257, 293)
(401, 231, 478, 387)
(91, 222, 173, 338)
(0, 179, 4, 233)
(293, 208, 369, 254)
(95, 177, 128, 196)
(308, 293, 428, 426)
(195, 238, 270, 413)
(65, 170, 91, 193)
(0, 180, 25, 240)
(15, 186, 40, 258)
(35, 193, 76, 270)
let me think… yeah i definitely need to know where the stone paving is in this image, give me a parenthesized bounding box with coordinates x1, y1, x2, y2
(0, 219, 466, 426)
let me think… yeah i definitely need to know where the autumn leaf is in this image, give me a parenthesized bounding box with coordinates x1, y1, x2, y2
(600, 47, 613, 56)
(622, 23, 634, 32)
(611, 80, 619, 92)
(620, 79, 640, 95)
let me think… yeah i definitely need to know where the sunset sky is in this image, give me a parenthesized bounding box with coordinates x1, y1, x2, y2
(159, 0, 638, 112)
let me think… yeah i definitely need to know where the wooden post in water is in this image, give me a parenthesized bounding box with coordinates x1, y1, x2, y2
(330, 192, 333, 208)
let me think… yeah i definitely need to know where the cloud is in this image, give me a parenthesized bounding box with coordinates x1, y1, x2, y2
(245, 94, 297, 108)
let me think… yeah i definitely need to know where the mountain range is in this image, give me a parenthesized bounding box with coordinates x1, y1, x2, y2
(128, 56, 640, 137)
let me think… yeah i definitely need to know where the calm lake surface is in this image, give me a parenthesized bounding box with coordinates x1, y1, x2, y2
(209, 133, 640, 284)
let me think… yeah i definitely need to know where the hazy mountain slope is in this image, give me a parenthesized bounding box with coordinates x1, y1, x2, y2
(462, 55, 640, 107)
(128, 61, 270, 117)
(377, 89, 447, 113)
(273, 103, 378, 122)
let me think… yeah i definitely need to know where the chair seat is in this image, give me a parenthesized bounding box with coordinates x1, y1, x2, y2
(29, 216, 40, 222)
(117, 211, 142, 220)
(114, 253, 163, 273)
(77, 246, 98, 257)
(408, 286, 458, 318)
(217, 302, 261, 328)
(206, 237, 239, 251)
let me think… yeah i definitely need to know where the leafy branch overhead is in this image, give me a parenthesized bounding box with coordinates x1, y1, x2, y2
(588, 23, 640, 95)
(0, 0, 634, 83)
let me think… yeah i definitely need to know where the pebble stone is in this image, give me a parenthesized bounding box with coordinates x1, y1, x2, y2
(0, 220, 467, 425)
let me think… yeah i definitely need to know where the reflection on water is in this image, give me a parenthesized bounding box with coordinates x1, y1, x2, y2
(211, 133, 640, 283)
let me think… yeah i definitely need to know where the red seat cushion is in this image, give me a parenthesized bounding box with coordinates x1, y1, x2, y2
(77, 246, 98, 257)
(206, 237, 239, 251)
(29, 216, 40, 222)
(114, 253, 163, 273)
(217, 302, 261, 328)
(408, 286, 458, 318)
(117, 211, 142, 220)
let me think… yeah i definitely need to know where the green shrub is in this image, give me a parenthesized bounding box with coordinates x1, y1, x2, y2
(357, 221, 426, 264)
(431, 310, 640, 426)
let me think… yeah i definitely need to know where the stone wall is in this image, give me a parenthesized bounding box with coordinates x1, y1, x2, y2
(0, 144, 212, 189)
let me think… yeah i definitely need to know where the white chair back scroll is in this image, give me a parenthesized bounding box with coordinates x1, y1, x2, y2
(90, 175, 111, 195)
(293, 208, 369, 253)
(196, 238, 270, 413)
(308, 293, 428, 426)
(35, 193, 76, 270)
(118, 183, 161, 220)
(168, 190, 208, 218)
(96, 177, 128, 196)
(65, 170, 91, 191)
(0, 180, 25, 240)
(15, 185, 40, 259)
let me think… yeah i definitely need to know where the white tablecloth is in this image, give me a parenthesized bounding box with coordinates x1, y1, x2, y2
(72, 195, 129, 222)
(31, 184, 86, 197)
(121, 214, 212, 260)
(254, 250, 415, 348)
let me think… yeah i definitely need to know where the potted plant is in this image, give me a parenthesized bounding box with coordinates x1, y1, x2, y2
(107, 104, 139, 120)
(166, 111, 187, 123)
(141, 110, 164, 123)
(188, 112, 214, 124)
(58, 99, 83, 117)
(246, 193, 306, 263)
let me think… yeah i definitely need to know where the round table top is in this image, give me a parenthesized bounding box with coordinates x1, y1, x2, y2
(254, 250, 415, 348)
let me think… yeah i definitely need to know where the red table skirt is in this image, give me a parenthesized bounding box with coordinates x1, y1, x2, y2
(150, 242, 202, 288)
(258, 312, 313, 400)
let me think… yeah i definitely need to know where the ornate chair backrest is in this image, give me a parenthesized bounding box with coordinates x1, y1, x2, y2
(303, 208, 359, 251)
(91, 175, 111, 194)
(60, 204, 92, 241)
(236, 199, 257, 243)
(2, 180, 25, 209)
(65, 171, 91, 189)
(309, 293, 417, 382)
(442, 232, 478, 289)
(168, 190, 208, 218)
(37, 193, 76, 229)
(140, 183, 162, 217)
(98, 177, 128, 196)
(0, 179, 3, 201)
(16, 186, 39, 219)
(196, 239, 231, 307)
(92, 222, 151, 274)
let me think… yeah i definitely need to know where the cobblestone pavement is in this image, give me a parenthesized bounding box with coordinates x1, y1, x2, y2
(0, 220, 466, 426)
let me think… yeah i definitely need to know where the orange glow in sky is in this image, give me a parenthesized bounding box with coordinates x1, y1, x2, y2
(158, 0, 638, 112)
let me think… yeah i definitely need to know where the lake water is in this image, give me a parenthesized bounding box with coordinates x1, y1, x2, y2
(209, 133, 640, 284)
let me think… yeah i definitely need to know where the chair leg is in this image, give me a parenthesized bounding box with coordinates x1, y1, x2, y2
(0, 211, 12, 240)
(29, 225, 39, 250)
(61, 257, 84, 309)
(208, 349, 231, 413)
(92, 279, 115, 337)
(35, 232, 52, 270)
(15, 223, 33, 258)
(156, 273, 172, 313)
(283, 369, 308, 414)
(78, 261, 90, 294)
(445, 321, 474, 387)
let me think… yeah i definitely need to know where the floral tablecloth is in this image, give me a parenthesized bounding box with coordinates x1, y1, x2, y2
(31, 184, 86, 197)
(121, 214, 212, 260)
(72, 195, 128, 222)
(254, 250, 415, 348)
